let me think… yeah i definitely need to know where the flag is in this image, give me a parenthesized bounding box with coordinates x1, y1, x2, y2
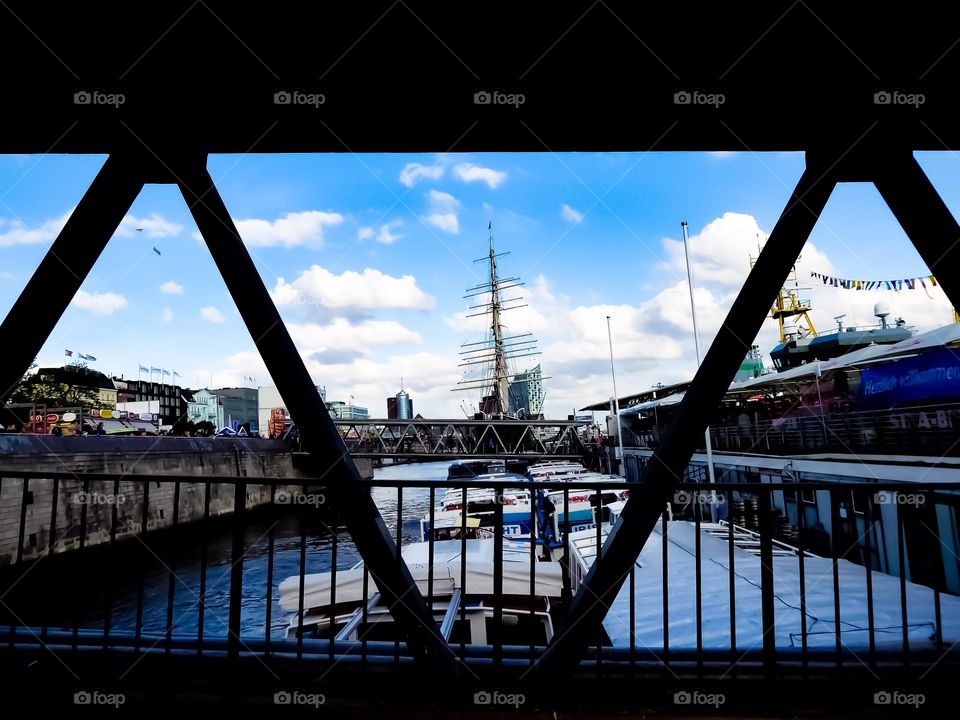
(86, 354, 96, 361)
(65, 350, 73, 357)
(152, 246, 161, 256)
(162, 369, 171, 376)
(173, 371, 181, 378)
(151, 366, 161, 373)
(139, 365, 149, 373)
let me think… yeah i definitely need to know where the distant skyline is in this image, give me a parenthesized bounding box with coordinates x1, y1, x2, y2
(1, 152, 955, 417)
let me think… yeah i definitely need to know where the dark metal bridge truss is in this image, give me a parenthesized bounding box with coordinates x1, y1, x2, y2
(332, 418, 590, 459)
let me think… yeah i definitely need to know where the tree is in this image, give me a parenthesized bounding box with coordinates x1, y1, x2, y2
(8, 374, 102, 409)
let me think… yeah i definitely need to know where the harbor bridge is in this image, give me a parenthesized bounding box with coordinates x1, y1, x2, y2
(330, 418, 594, 460)
(2, 2, 960, 714)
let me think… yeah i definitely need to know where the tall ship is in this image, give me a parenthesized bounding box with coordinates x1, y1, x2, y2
(453, 224, 546, 419)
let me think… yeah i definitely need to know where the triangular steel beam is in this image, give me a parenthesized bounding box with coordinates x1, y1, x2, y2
(532, 154, 841, 680)
(0, 154, 457, 678)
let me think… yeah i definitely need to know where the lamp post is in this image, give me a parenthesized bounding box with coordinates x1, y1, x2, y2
(606, 315, 625, 474)
(681, 221, 718, 503)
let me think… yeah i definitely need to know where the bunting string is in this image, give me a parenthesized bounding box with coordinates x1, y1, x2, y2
(810, 271, 938, 298)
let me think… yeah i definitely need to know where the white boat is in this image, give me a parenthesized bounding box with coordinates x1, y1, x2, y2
(279, 538, 564, 645)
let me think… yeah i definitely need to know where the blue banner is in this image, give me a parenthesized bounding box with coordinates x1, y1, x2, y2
(858, 347, 960, 409)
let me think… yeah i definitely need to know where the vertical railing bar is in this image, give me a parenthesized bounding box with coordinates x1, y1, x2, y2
(562, 488, 571, 620)
(595, 487, 602, 674)
(104, 477, 121, 650)
(896, 498, 910, 666)
(662, 508, 669, 673)
(796, 487, 808, 675)
(197, 481, 211, 655)
(758, 487, 776, 677)
(428, 487, 435, 619)
(726, 488, 737, 673)
(361, 567, 370, 667)
(41, 476, 59, 644)
(328, 503, 338, 664)
(166, 480, 181, 653)
(297, 493, 307, 660)
(695, 488, 703, 679)
(16, 477, 29, 565)
(228, 479, 245, 660)
(74, 477, 89, 651)
(529, 485, 537, 666)
(864, 495, 876, 667)
(493, 486, 503, 673)
(135, 479, 149, 653)
(459, 485, 467, 662)
(265, 484, 275, 657)
(395, 486, 403, 666)
(829, 490, 842, 666)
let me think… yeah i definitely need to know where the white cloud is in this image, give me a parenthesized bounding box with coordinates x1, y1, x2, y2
(162, 307, 174, 323)
(272, 265, 435, 311)
(399, 162, 444, 187)
(117, 212, 182, 238)
(200, 306, 225, 323)
(375, 220, 403, 244)
(0, 211, 71, 246)
(453, 163, 507, 189)
(234, 210, 344, 248)
(359, 220, 403, 245)
(0, 209, 182, 247)
(422, 190, 460, 234)
(560, 203, 584, 224)
(289, 319, 421, 349)
(71, 290, 127, 315)
(160, 280, 183, 295)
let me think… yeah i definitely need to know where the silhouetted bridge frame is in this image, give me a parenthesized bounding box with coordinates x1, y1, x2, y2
(331, 418, 592, 459)
(2, 4, 960, 707)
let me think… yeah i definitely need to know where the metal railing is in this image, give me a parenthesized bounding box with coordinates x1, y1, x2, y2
(0, 470, 958, 697)
(625, 403, 960, 458)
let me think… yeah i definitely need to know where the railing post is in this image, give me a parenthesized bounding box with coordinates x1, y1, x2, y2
(229, 480, 246, 659)
(758, 488, 776, 676)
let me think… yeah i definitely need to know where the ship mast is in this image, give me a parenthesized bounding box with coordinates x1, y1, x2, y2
(487, 231, 510, 414)
(452, 223, 543, 417)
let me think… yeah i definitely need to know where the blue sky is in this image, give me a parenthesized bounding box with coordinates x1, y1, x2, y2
(1, 152, 955, 417)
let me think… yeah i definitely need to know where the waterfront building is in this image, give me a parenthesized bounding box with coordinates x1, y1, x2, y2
(210, 386, 259, 433)
(328, 400, 369, 420)
(507, 364, 545, 418)
(387, 387, 413, 420)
